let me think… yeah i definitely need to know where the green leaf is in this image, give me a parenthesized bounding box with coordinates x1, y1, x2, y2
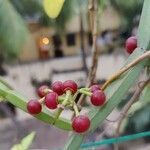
(137, 0, 150, 49)
(0, 0, 28, 60)
(11, 132, 35, 150)
(43, 0, 65, 19)
(11, 144, 22, 150)
(21, 132, 35, 150)
(11, 0, 42, 17)
(0, 82, 72, 131)
(63, 0, 150, 149)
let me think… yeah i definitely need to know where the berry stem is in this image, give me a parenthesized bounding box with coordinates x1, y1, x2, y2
(73, 102, 80, 116)
(38, 97, 45, 104)
(58, 96, 65, 103)
(102, 50, 150, 90)
(72, 91, 79, 102)
(78, 89, 92, 96)
(53, 90, 72, 124)
(44, 89, 52, 93)
(79, 88, 90, 91)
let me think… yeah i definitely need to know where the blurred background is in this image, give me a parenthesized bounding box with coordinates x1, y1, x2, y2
(1, 0, 150, 150)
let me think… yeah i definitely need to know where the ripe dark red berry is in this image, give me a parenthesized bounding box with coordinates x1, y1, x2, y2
(72, 115, 90, 133)
(45, 92, 58, 109)
(37, 85, 49, 98)
(125, 36, 137, 54)
(91, 90, 106, 106)
(52, 81, 64, 95)
(27, 100, 42, 114)
(90, 84, 101, 93)
(63, 80, 78, 93)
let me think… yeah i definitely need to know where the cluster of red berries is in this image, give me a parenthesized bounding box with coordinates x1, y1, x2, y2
(125, 36, 137, 54)
(27, 80, 106, 133)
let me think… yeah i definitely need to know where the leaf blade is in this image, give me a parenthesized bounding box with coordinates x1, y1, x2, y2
(0, 83, 72, 131)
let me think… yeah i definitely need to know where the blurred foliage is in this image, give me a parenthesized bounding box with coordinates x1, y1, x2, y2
(11, 0, 42, 17)
(12, 0, 83, 32)
(11, 132, 35, 150)
(0, 0, 28, 61)
(110, 0, 144, 33)
(0, 0, 88, 61)
(43, 0, 65, 19)
(41, 0, 88, 33)
(117, 92, 133, 110)
(122, 84, 150, 134)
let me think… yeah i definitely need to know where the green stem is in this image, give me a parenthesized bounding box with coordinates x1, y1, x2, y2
(53, 90, 72, 124)
(73, 91, 79, 101)
(78, 89, 92, 96)
(73, 102, 79, 116)
(58, 96, 65, 103)
(79, 88, 90, 91)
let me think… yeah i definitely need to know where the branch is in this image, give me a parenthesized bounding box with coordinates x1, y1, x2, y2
(87, 0, 99, 86)
(114, 77, 150, 150)
(102, 50, 150, 90)
(77, 0, 99, 106)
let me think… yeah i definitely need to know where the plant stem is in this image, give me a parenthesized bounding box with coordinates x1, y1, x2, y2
(114, 77, 150, 150)
(73, 102, 80, 116)
(44, 89, 52, 94)
(102, 50, 150, 90)
(77, 0, 99, 106)
(58, 96, 66, 103)
(53, 90, 72, 124)
(78, 89, 92, 96)
(87, 0, 99, 86)
(38, 97, 45, 104)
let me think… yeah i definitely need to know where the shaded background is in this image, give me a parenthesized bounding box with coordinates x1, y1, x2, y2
(1, 0, 150, 150)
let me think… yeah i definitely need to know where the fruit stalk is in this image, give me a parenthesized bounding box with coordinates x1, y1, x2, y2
(102, 50, 150, 90)
(53, 90, 72, 124)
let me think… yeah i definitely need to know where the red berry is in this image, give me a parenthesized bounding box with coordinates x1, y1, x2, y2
(37, 85, 49, 98)
(72, 115, 90, 133)
(27, 100, 42, 114)
(52, 81, 64, 95)
(125, 36, 137, 54)
(90, 84, 101, 92)
(91, 90, 106, 106)
(45, 92, 58, 109)
(63, 80, 78, 93)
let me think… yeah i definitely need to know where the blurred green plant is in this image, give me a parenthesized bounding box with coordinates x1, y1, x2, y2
(110, 0, 144, 33)
(11, 132, 35, 150)
(0, 0, 87, 62)
(121, 83, 150, 134)
(0, 0, 28, 61)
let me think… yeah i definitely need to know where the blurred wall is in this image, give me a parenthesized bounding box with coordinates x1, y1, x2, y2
(19, 6, 120, 62)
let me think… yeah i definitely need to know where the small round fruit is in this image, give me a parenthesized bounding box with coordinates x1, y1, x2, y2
(63, 80, 78, 93)
(37, 85, 49, 98)
(27, 100, 42, 114)
(91, 90, 106, 106)
(45, 92, 58, 109)
(90, 84, 101, 93)
(125, 36, 137, 54)
(52, 81, 64, 95)
(72, 115, 90, 133)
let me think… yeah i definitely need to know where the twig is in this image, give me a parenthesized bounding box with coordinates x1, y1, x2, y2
(102, 50, 150, 90)
(87, 0, 99, 86)
(114, 77, 150, 150)
(77, 0, 99, 106)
